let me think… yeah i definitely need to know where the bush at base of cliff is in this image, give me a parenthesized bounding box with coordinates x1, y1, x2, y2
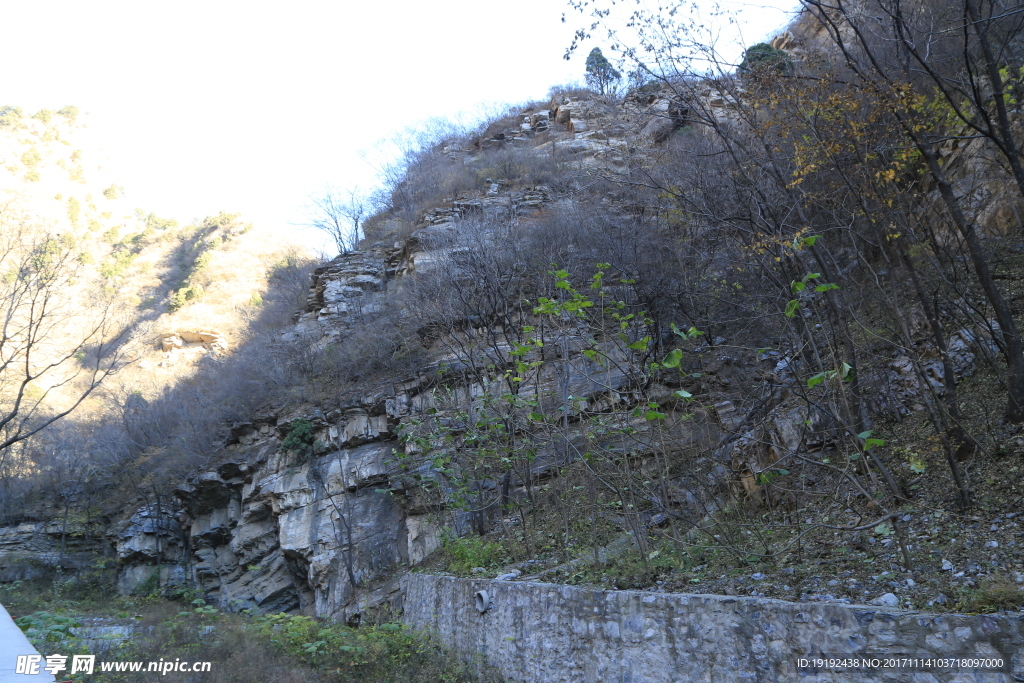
(440, 534, 511, 575)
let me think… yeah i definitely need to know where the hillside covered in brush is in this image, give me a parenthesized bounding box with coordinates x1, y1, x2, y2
(3, 0, 1024, 640)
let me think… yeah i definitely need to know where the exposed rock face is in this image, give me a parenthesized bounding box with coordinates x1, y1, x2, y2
(301, 252, 389, 331)
(634, 94, 688, 143)
(92, 384, 456, 617)
(110, 504, 187, 565)
(167, 439, 428, 616)
(0, 521, 107, 582)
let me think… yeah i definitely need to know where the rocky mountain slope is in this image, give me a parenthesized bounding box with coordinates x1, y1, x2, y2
(0, 90, 716, 616)
(5, 1, 1024, 626)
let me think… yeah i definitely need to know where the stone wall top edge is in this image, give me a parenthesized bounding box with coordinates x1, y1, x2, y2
(401, 573, 1024, 626)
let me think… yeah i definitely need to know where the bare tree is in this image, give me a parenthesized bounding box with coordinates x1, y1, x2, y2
(0, 210, 133, 471)
(306, 187, 366, 255)
(796, 0, 1024, 422)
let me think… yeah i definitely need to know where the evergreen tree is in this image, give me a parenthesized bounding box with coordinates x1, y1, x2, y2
(585, 47, 621, 94)
(738, 43, 793, 77)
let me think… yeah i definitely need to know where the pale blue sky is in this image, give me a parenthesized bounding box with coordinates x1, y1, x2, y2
(0, 0, 799, 251)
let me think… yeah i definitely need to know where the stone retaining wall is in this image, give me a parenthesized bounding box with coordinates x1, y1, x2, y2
(400, 574, 1024, 682)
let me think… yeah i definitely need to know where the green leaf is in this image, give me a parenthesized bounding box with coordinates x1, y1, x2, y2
(864, 438, 885, 449)
(555, 280, 571, 290)
(672, 323, 703, 338)
(528, 412, 544, 422)
(674, 389, 692, 399)
(857, 430, 873, 440)
(807, 372, 826, 389)
(645, 410, 666, 420)
(785, 299, 800, 318)
(801, 235, 819, 247)
(791, 281, 806, 293)
(662, 348, 683, 368)
(814, 283, 839, 292)
(627, 336, 651, 350)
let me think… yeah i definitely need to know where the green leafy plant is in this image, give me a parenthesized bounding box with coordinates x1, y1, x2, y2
(873, 522, 894, 537)
(251, 612, 427, 672)
(281, 419, 315, 457)
(15, 612, 80, 645)
(135, 569, 161, 597)
(754, 469, 790, 486)
(442, 534, 510, 574)
(168, 283, 204, 311)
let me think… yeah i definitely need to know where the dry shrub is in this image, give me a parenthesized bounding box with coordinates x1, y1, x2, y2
(287, 298, 427, 399)
(472, 146, 568, 189)
(969, 575, 1024, 612)
(475, 105, 532, 141)
(547, 83, 594, 103)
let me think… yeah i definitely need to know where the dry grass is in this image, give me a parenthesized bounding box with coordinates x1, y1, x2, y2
(967, 574, 1024, 612)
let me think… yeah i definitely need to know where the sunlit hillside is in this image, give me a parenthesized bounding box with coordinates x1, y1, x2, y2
(0, 105, 314, 412)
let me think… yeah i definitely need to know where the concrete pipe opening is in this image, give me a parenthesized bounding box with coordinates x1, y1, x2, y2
(474, 590, 491, 613)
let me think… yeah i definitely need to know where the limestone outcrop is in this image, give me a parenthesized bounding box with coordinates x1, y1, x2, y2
(159, 330, 229, 354)
(0, 521, 107, 582)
